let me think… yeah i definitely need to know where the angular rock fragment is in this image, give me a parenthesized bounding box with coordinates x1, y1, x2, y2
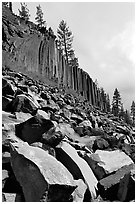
(81, 149, 134, 180)
(2, 96, 12, 111)
(11, 94, 39, 114)
(72, 179, 87, 202)
(15, 114, 54, 144)
(31, 142, 56, 157)
(55, 141, 98, 199)
(92, 137, 109, 151)
(42, 127, 64, 147)
(97, 164, 135, 201)
(2, 193, 24, 202)
(10, 141, 76, 202)
(2, 77, 16, 96)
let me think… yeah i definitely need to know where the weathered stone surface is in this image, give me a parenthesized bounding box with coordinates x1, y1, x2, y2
(15, 114, 54, 144)
(42, 127, 64, 147)
(72, 179, 87, 202)
(15, 111, 32, 122)
(2, 152, 11, 164)
(2, 77, 16, 96)
(79, 119, 92, 128)
(2, 193, 24, 202)
(10, 141, 76, 202)
(31, 142, 56, 157)
(92, 138, 109, 151)
(117, 165, 135, 201)
(11, 94, 39, 114)
(97, 164, 135, 201)
(81, 149, 134, 180)
(2, 170, 9, 189)
(55, 141, 98, 199)
(2, 96, 12, 111)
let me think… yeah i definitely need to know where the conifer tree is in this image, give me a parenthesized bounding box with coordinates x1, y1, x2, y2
(131, 101, 135, 126)
(106, 94, 111, 112)
(112, 88, 121, 116)
(57, 20, 74, 64)
(119, 103, 125, 119)
(18, 3, 30, 21)
(35, 5, 46, 28)
(124, 109, 132, 125)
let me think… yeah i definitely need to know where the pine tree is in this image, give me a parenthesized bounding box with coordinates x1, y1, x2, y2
(18, 3, 30, 22)
(124, 110, 132, 125)
(106, 94, 111, 112)
(35, 5, 46, 28)
(119, 103, 125, 119)
(57, 20, 74, 64)
(131, 101, 135, 126)
(100, 88, 107, 112)
(112, 88, 121, 117)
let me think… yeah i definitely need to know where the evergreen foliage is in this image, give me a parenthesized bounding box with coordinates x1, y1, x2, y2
(57, 20, 74, 64)
(35, 5, 46, 28)
(112, 88, 121, 116)
(18, 3, 30, 21)
(131, 101, 135, 126)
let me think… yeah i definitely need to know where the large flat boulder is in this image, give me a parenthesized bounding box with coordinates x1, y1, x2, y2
(55, 141, 98, 199)
(85, 150, 134, 180)
(15, 114, 54, 144)
(10, 141, 76, 202)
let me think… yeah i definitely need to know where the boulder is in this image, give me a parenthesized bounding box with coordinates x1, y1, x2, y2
(92, 138, 109, 151)
(42, 127, 64, 147)
(2, 193, 24, 202)
(83, 150, 134, 180)
(55, 142, 98, 199)
(31, 142, 56, 157)
(2, 96, 12, 111)
(15, 114, 54, 144)
(15, 112, 32, 122)
(2, 77, 16, 96)
(79, 120, 92, 128)
(97, 164, 135, 201)
(72, 179, 87, 202)
(2, 169, 9, 189)
(10, 141, 76, 202)
(11, 94, 39, 114)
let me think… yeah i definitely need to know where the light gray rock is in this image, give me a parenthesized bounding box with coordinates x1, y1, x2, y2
(10, 141, 76, 202)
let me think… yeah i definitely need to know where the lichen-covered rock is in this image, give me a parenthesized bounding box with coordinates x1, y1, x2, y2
(10, 141, 76, 202)
(15, 114, 54, 144)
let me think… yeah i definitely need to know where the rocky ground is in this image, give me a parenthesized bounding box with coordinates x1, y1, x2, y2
(2, 66, 135, 202)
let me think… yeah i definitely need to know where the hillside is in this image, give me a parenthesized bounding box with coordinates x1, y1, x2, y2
(2, 5, 135, 202)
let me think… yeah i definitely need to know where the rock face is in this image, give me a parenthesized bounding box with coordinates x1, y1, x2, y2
(10, 141, 76, 202)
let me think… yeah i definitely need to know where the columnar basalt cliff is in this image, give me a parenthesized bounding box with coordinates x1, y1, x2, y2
(2, 5, 135, 202)
(2, 5, 105, 111)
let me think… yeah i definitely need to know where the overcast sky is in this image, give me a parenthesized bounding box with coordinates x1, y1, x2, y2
(12, 1, 135, 110)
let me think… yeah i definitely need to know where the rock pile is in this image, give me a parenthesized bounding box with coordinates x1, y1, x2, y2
(2, 67, 135, 202)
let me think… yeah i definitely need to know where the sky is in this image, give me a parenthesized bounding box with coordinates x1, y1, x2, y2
(12, 1, 135, 110)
